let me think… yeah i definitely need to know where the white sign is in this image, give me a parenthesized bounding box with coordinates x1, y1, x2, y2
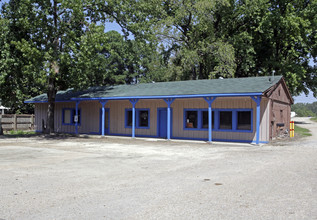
(74, 115, 78, 123)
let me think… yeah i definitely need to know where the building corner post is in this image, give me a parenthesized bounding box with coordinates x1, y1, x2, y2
(129, 99, 139, 138)
(164, 98, 175, 140)
(99, 100, 108, 136)
(75, 101, 80, 135)
(251, 95, 262, 145)
(203, 97, 216, 143)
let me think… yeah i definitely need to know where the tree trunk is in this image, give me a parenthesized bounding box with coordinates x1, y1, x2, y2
(45, 0, 59, 134)
(46, 76, 56, 134)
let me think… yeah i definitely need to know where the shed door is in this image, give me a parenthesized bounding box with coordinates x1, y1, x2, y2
(158, 109, 167, 138)
(158, 108, 172, 138)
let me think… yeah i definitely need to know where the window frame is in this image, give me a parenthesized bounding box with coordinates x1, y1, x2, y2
(183, 108, 253, 133)
(125, 109, 133, 128)
(236, 110, 253, 132)
(62, 108, 81, 126)
(125, 108, 150, 129)
(184, 109, 214, 131)
(218, 110, 233, 131)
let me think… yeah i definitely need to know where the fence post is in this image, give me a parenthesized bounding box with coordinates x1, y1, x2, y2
(0, 114, 3, 135)
(14, 114, 17, 131)
(31, 114, 35, 130)
(290, 121, 294, 138)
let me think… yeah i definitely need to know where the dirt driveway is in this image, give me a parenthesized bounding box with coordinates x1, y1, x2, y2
(0, 117, 316, 220)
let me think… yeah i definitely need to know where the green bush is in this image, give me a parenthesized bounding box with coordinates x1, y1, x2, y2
(292, 102, 317, 117)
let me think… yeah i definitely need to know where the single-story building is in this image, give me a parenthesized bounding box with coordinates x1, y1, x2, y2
(25, 76, 293, 144)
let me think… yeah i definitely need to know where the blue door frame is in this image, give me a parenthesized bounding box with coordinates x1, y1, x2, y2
(157, 108, 173, 138)
(99, 108, 110, 135)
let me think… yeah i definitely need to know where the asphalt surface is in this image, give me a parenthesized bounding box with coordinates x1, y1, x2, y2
(0, 117, 316, 220)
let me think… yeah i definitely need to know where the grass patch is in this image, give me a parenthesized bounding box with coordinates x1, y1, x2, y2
(294, 125, 312, 137)
(311, 117, 317, 122)
(2, 130, 37, 137)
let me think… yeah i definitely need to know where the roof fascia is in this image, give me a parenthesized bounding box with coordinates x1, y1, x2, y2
(24, 100, 74, 104)
(25, 92, 263, 103)
(70, 92, 263, 101)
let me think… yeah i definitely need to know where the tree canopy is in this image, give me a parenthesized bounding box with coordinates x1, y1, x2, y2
(0, 0, 316, 132)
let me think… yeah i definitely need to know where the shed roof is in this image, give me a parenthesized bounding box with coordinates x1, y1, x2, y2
(26, 76, 283, 103)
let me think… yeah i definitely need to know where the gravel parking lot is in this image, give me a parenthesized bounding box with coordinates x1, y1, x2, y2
(0, 117, 316, 220)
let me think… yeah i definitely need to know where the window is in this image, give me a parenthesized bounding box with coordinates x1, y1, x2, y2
(62, 108, 81, 125)
(219, 111, 232, 130)
(126, 110, 132, 127)
(202, 111, 214, 129)
(138, 110, 149, 128)
(237, 111, 251, 130)
(185, 111, 198, 128)
(125, 108, 150, 129)
(184, 109, 214, 130)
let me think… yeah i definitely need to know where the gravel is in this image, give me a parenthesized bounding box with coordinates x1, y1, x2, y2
(0, 117, 316, 220)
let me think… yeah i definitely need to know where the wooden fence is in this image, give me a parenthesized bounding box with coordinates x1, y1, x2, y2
(0, 114, 35, 131)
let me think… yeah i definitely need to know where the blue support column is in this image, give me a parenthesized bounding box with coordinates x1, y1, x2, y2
(251, 96, 262, 145)
(75, 101, 80, 135)
(163, 98, 175, 140)
(129, 99, 139, 138)
(203, 97, 217, 143)
(99, 100, 108, 136)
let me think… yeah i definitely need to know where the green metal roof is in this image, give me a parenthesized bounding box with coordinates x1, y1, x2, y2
(25, 76, 282, 103)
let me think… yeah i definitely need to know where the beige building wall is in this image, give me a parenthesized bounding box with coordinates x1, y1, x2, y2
(172, 97, 269, 142)
(34, 96, 270, 142)
(34, 103, 48, 132)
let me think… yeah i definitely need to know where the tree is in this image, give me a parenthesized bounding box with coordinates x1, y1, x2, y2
(0, 4, 46, 114)
(153, 0, 236, 80)
(0, 0, 161, 133)
(213, 0, 317, 96)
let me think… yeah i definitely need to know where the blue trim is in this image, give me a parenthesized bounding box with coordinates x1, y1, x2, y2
(62, 108, 81, 126)
(163, 98, 175, 140)
(172, 136, 268, 144)
(157, 107, 173, 138)
(108, 133, 159, 138)
(203, 96, 216, 105)
(99, 100, 108, 136)
(236, 109, 254, 132)
(183, 108, 253, 133)
(99, 108, 110, 135)
(129, 99, 139, 138)
(203, 97, 216, 143)
(163, 98, 175, 105)
(70, 92, 263, 102)
(184, 109, 211, 131)
(125, 108, 150, 129)
(26, 93, 263, 104)
(136, 108, 150, 129)
(125, 109, 132, 128)
(24, 100, 76, 104)
(88, 132, 100, 135)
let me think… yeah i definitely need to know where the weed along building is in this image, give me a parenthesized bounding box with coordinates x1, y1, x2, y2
(25, 76, 293, 144)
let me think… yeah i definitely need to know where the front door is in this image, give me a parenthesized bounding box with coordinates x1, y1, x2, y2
(100, 108, 109, 135)
(157, 108, 172, 138)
